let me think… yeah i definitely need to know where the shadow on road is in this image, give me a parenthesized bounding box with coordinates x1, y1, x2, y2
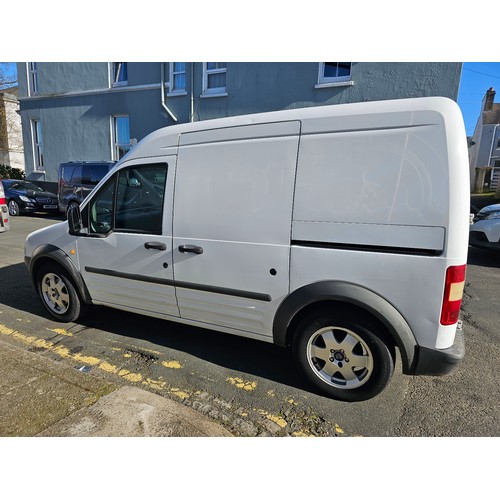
(0, 261, 314, 395)
(467, 246, 500, 269)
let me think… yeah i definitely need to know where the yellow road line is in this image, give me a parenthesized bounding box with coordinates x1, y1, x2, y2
(227, 377, 257, 391)
(0, 322, 185, 394)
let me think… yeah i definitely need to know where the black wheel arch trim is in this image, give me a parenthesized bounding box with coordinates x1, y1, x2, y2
(28, 244, 93, 304)
(273, 280, 418, 374)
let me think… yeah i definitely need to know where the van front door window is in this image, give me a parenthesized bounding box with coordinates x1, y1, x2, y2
(88, 163, 167, 236)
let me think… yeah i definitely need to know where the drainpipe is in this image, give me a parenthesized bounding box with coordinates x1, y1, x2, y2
(160, 63, 177, 122)
(190, 62, 194, 122)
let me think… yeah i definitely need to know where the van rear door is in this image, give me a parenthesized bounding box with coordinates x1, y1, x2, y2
(173, 121, 300, 337)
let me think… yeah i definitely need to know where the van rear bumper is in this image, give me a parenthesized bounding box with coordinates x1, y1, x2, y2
(411, 327, 465, 376)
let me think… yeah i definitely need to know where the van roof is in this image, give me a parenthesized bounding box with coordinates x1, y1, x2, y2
(125, 96, 462, 161)
(59, 161, 115, 166)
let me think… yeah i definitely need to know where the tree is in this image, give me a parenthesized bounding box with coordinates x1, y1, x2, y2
(0, 164, 25, 180)
(0, 63, 22, 171)
(0, 63, 17, 90)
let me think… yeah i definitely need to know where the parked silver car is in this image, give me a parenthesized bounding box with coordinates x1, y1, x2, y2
(469, 203, 500, 251)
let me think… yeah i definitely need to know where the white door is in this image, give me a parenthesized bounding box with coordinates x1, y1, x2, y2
(173, 122, 300, 337)
(78, 158, 179, 318)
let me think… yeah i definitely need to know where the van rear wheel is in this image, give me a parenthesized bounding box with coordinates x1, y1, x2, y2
(292, 310, 394, 402)
(36, 264, 84, 323)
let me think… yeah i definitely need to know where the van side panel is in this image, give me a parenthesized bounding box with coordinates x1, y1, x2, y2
(293, 116, 449, 251)
(289, 246, 450, 349)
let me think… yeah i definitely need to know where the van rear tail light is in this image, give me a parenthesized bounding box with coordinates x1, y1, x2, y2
(0, 197, 5, 205)
(440, 265, 466, 326)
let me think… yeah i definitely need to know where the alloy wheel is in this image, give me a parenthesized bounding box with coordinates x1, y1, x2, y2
(40, 272, 70, 315)
(306, 326, 374, 390)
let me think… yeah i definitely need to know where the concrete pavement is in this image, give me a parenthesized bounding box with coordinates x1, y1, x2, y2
(0, 338, 233, 437)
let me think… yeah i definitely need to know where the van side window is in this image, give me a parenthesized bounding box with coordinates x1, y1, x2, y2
(88, 163, 167, 236)
(70, 166, 82, 184)
(61, 166, 73, 183)
(82, 165, 110, 186)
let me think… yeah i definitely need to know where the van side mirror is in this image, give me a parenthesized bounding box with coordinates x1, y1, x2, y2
(67, 204, 86, 236)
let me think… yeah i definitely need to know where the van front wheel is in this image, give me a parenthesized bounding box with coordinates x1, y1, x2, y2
(36, 264, 84, 323)
(292, 311, 394, 402)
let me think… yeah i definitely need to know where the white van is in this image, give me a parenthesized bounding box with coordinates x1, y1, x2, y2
(24, 97, 470, 401)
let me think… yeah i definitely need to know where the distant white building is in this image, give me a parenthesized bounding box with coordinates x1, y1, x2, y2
(0, 88, 24, 171)
(469, 87, 500, 194)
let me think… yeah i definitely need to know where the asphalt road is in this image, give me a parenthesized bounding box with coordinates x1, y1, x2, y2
(0, 215, 498, 437)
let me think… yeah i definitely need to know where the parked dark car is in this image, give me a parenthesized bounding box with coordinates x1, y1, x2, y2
(58, 161, 115, 214)
(1, 179, 60, 216)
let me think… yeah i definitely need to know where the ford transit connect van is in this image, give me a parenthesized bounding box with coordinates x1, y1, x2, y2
(24, 97, 470, 401)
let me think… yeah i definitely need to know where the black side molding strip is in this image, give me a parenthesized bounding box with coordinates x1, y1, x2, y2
(86, 267, 174, 286)
(176, 281, 272, 302)
(85, 267, 272, 302)
(291, 240, 442, 257)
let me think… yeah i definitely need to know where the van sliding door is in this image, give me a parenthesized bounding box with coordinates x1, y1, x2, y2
(173, 121, 300, 338)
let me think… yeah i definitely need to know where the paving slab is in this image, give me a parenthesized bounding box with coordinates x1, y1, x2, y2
(38, 386, 233, 437)
(0, 339, 232, 437)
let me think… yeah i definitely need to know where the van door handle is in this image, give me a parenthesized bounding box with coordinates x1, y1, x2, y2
(144, 241, 167, 251)
(179, 244, 204, 254)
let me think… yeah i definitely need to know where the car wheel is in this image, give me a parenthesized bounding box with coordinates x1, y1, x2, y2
(36, 264, 85, 322)
(292, 309, 394, 402)
(8, 200, 20, 216)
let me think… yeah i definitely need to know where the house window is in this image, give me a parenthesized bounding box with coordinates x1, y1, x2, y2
(112, 115, 131, 160)
(169, 62, 186, 94)
(29, 62, 39, 95)
(31, 119, 44, 171)
(112, 63, 128, 86)
(202, 63, 227, 96)
(316, 62, 353, 88)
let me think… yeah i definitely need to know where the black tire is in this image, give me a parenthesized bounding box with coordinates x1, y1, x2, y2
(292, 309, 394, 402)
(36, 263, 85, 322)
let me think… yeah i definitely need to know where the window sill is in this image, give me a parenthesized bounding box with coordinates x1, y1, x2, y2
(167, 91, 187, 97)
(111, 81, 128, 88)
(315, 80, 354, 89)
(200, 91, 228, 98)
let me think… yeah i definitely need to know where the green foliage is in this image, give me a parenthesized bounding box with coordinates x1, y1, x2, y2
(0, 164, 25, 180)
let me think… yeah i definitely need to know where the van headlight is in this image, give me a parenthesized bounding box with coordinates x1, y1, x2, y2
(485, 210, 500, 220)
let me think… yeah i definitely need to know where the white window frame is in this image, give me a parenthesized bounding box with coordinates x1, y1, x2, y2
(31, 119, 44, 172)
(315, 62, 354, 89)
(110, 63, 128, 88)
(168, 62, 187, 96)
(202, 62, 227, 97)
(28, 62, 39, 96)
(111, 115, 131, 161)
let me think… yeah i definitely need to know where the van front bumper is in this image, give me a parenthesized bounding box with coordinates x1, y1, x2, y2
(411, 326, 465, 376)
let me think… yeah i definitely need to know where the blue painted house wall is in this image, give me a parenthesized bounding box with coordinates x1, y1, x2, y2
(16, 62, 463, 183)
